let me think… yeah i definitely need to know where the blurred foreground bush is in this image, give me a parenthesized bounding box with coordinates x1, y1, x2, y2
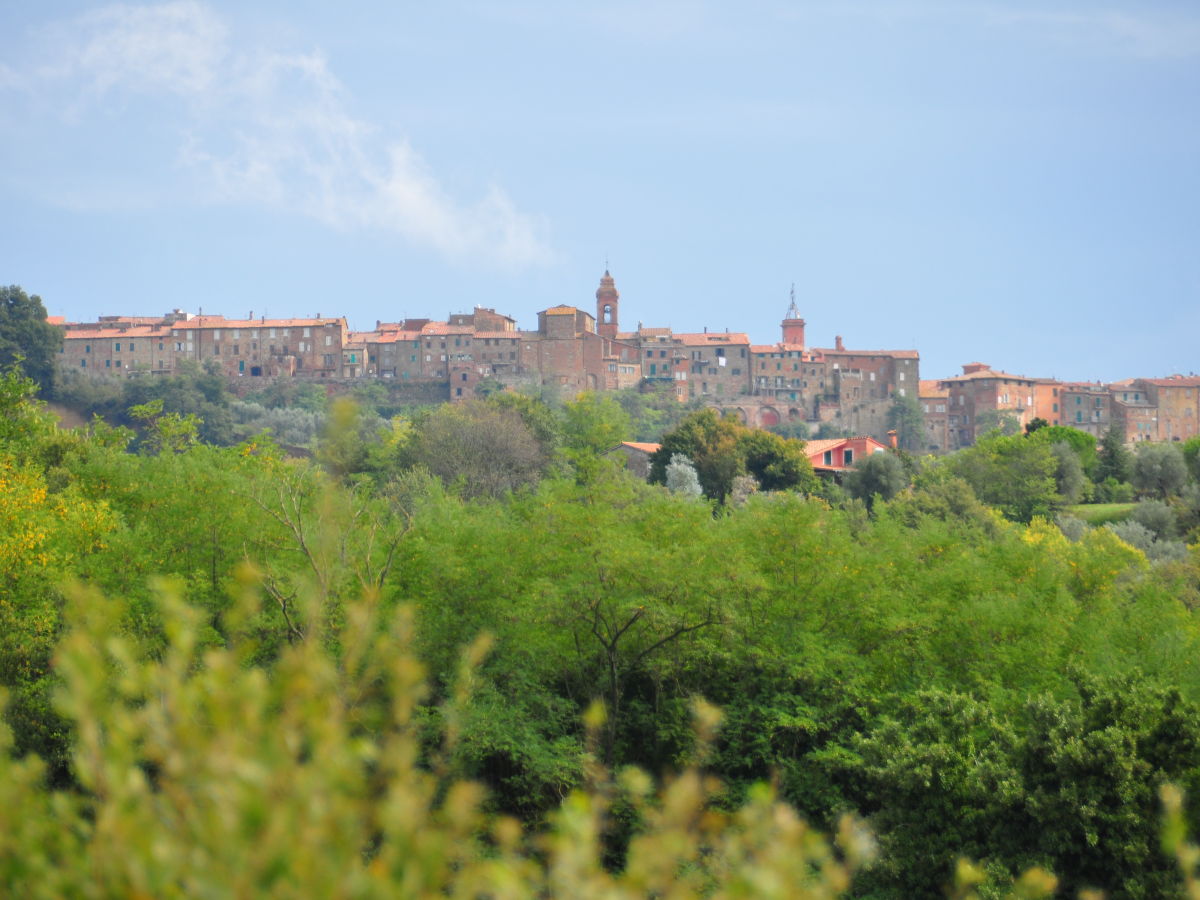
(0, 580, 877, 899)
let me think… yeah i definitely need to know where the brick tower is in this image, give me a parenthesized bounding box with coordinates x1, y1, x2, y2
(596, 270, 619, 339)
(781, 284, 805, 348)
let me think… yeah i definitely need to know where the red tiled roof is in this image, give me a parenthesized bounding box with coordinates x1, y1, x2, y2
(816, 348, 919, 359)
(418, 322, 472, 335)
(919, 380, 949, 397)
(672, 332, 750, 344)
(939, 369, 1046, 384)
(1139, 375, 1200, 387)
(620, 441, 661, 454)
(62, 326, 172, 339)
(184, 315, 344, 329)
(543, 305, 578, 315)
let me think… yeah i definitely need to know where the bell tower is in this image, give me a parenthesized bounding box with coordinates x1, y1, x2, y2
(781, 283, 805, 348)
(596, 270, 619, 339)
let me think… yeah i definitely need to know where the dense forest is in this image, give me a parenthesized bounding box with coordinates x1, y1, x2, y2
(5, 356, 1200, 897)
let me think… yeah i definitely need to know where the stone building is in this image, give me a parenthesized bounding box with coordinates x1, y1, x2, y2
(938, 363, 1057, 448)
(58, 312, 348, 378)
(919, 380, 950, 453)
(1132, 376, 1200, 443)
(1056, 382, 1111, 436)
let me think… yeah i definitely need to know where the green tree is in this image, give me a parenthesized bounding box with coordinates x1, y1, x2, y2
(1048, 441, 1087, 505)
(651, 409, 816, 501)
(0, 286, 62, 393)
(405, 400, 550, 500)
(559, 392, 632, 479)
(1095, 425, 1134, 485)
(767, 420, 810, 441)
(844, 451, 909, 511)
(887, 391, 924, 451)
(1182, 436, 1200, 483)
(939, 433, 1058, 522)
(736, 428, 818, 494)
(1027, 425, 1098, 477)
(1132, 442, 1188, 499)
(649, 409, 744, 501)
(974, 408, 1022, 436)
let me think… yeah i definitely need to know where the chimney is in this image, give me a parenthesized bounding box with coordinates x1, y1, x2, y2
(887, 429, 898, 450)
(835, 335, 844, 351)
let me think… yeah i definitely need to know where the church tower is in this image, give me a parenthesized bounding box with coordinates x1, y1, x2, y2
(596, 270, 619, 339)
(781, 284, 805, 348)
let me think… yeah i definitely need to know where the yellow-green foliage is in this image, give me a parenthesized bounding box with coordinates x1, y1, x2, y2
(0, 579, 883, 899)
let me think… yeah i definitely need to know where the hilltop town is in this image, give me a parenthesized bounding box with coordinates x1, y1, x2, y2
(51, 271, 1198, 452)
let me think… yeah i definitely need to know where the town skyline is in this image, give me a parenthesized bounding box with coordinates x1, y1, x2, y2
(4, 1, 1198, 384)
(45, 272, 1196, 386)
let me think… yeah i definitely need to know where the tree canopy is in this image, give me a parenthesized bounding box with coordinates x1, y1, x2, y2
(0, 286, 61, 393)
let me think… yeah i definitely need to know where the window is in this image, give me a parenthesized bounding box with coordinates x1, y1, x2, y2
(128, 342, 135, 351)
(105, 359, 111, 368)
(303, 327, 311, 337)
(80, 359, 86, 367)
(823, 450, 833, 466)
(114, 343, 121, 352)
(85, 344, 91, 353)
(843, 448, 853, 466)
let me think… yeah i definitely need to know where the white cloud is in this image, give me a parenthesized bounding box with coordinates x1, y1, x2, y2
(15, 1, 552, 268)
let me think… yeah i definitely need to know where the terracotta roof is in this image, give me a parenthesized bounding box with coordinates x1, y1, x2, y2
(1139, 375, 1200, 387)
(179, 315, 344, 329)
(671, 332, 750, 344)
(543, 305, 578, 315)
(751, 345, 778, 354)
(474, 331, 521, 340)
(620, 441, 661, 454)
(919, 380, 949, 397)
(46, 315, 66, 325)
(938, 369, 1046, 384)
(803, 439, 846, 456)
(63, 326, 172, 339)
(417, 322, 473, 335)
(816, 348, 919, 359)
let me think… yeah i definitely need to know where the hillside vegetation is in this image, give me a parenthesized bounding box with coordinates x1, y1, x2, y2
(5, 364, 1200, 897)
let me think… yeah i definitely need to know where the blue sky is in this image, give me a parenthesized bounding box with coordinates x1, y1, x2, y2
(2, 1, 1197, 382)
